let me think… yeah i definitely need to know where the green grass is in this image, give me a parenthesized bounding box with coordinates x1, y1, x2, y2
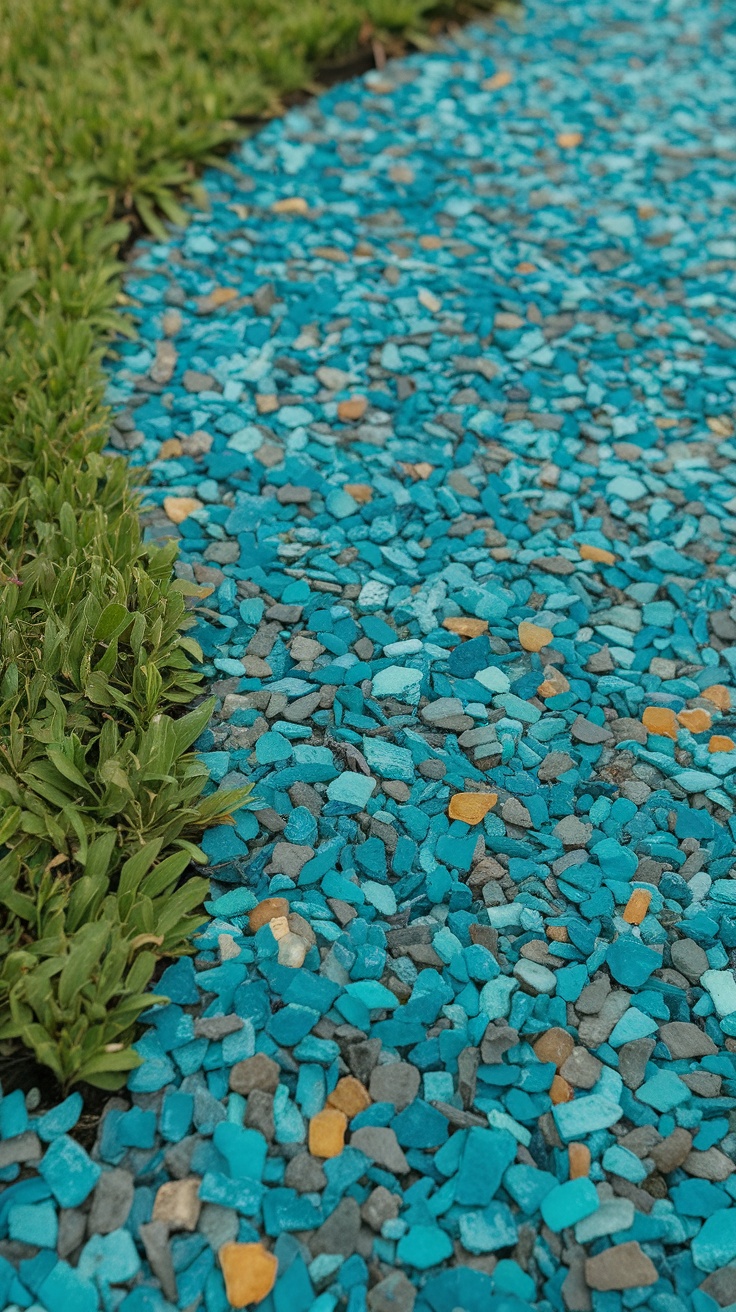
(0, 0, 498, 1091)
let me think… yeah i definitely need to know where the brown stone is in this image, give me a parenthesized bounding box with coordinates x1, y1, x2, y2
(585, 1242, 657, 1291)
(229, 1053, 280, 1096)
(532, 1027, 575, 1069)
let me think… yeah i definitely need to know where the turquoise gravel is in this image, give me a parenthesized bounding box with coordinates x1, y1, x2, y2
(3, 0, 736, 1308)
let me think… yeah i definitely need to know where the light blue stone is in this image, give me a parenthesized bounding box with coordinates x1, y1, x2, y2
(553, 1095, 623, 1142)
(541, 1178, 599, 1232)
(371, 666, 422, 704)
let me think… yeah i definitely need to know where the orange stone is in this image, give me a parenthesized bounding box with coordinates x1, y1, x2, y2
(579, 543, 616, 565)
(308, 1108, 347, 1159)
(272, 197, 309, 214)
(550, 1074, 575, 1105)
(538, 668, 570, 698)
(256, 394, 279, 414)
(327, 1076, 371, 1118)
(642, 706, 678, 740)
(337, 396, 367, 422)
(159, 438, 183, 459)
(418, 235, 443, 250)
(703, 685, 731, 711)
(533, 1027, 575, 1069)
(209, 286, 239, 306)
(547, 925, 569, 943)
(569, 1143, 591, 1180)
(248, 898, 289, 934)
(707, 415, 734, 438)
(623, 889, 652, 925)
(557, 131, 583, 148)
(413, 462, 434, 480)
(313, 246, 349, 262)
(448, 792, 498, 825)
(518, 620, 553, 652)
(340, 483, 370, 505)
(163, 496, 202, 525)
(442, 617, 489, 638)
(219, 1242, 278, 1308)
(515, 262, 536, 274)
(677, 708, 712, 733)
(709, 735, 735, 753)
(483, 69, 513, 90)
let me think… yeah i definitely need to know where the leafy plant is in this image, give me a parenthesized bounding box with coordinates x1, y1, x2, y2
(0, 0, 501, 1089)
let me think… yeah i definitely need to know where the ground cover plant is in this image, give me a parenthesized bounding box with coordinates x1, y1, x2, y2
(0, 0, 498, 1093)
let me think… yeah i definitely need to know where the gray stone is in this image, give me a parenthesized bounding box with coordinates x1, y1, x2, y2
(57, 1208, 87, 1260)
(560, 1048, 603, 1090)
(457, 1046, 479, 1107)
(681, 1071, 721, 1097)
(88, 1168, 135, 1235)
(650, 1128, 693, 1174)
(617, 1038, 656, 1091)
(361, 1185, 401, 1232)
(139, 1221, 178, 1303)
(683, 1147, 735, 1181)
(368, 1271, 417, 1312)
(198, 1203, 239, 1250)
(481, 1024, 519, 1065)
(193, 1014, 244, 1040)
(659, 1021, 717, 1058)
(618, 1126, 661, 1159)
(346, 1039, 383, 1084)
(309, 1196, 361, 1257)
(285, 1151, 327, 1194)
(230, 1053, 280, 1095)
(244, 1089, 275, 1142)
(575, 975, 610, 1015)
(670, 939, 709, 982)
(571, 715, 612, 744)
(554, 816, 593, 848)
(700, 1266, 736, 1307)
(369, 1061, 420, 1110)
(562, 1248, 592, 1312)
(578, 991, 630, 1048)
(0, 1132, 42, 1170)
(538, 751, 575, 782)
(350, 1127, 409, 1174)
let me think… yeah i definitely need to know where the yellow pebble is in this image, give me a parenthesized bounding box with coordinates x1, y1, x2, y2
(623, 889, 652, 925)
(569, 1143, 591, 1179)
(442, 617, 489, 638)
(337, 396, 367, 421)
(709, 735, 735, 753)
(327, 1076, 371, 1118)
(482, 69, 513, 90)
(677, 708, 712, 733)
(308, 1108, 347, 1159)
(642, 706, 678, 740)
(219, 1242, 278, 1309)
(271, 197, 309, 214)
(343, 483, 373, 504)
(448, 792, 498, 825)
(163, 496, 202, 525)
(579, 543, 616, 565)
(518, 621, 553, 652)
(550, 1074, 575, 1105)
(557, 131, 583, 148)
(703, 685, 731, 711)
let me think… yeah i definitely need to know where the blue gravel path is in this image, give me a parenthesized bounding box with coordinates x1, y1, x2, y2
(5, 1, 736, 1309)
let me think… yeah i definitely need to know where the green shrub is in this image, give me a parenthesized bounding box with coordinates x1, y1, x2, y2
(0, 0, 498, 1090)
